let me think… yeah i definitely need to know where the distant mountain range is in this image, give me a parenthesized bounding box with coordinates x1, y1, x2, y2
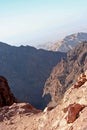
(37, 32, 87, 52)
(43, 42, 87, 107)
(0, 42, 66, 109)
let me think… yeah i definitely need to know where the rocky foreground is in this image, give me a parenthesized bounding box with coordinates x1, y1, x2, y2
(0, 70, 87, 130)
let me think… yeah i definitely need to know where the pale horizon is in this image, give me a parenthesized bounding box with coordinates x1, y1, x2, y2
(0, 0, 87, 46)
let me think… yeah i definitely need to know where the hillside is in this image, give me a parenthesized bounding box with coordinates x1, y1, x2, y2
(0, 42, 66, 109)
(43, 42, 87, 107)
(0, 70, 87, 130)
(37, 32, 87, 52)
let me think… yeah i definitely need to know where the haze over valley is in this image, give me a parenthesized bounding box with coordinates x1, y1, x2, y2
(0, 0, 87, 46)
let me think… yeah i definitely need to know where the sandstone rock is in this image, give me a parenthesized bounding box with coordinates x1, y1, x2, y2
(64, 103, 85, 123)
(74, 73, 87, 88)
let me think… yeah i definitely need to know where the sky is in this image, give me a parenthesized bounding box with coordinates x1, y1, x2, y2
(0, 0, 87, 46)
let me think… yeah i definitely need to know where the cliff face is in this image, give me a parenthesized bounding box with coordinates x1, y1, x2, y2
(43, 42, 87, 107)
(0, 76, 17, 107)
(0, 42, 66, 109)
(0, 70, 87, 130)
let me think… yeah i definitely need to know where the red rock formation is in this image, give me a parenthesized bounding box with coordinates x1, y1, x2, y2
(0, 76, 17, 107)
(74, 73, 87, 88)
(21, 103, 42, 114)
(63, 103, 73, 113)
(64, 103, 85, 123)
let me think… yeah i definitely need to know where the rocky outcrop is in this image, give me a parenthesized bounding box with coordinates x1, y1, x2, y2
(64, 103, 85, 123)
(0, 70, 87, 130)
(73, 73, 87, 88)
(0, 103, 42, 122)
(43, 42, 87, 107)
(0, 76, 17, 107)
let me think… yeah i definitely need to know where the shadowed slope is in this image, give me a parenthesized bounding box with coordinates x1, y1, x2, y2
(0, 42, 66, 109)
(0, 76, 17, 107)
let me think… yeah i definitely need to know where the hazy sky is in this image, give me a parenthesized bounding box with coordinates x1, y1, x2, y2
(0, 0, 87, 46)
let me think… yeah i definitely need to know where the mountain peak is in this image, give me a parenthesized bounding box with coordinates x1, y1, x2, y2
(37, 32, 87, 52)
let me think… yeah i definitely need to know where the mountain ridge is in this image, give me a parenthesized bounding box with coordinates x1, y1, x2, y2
(37, 32, 87, 52)
(0, 41, 66, 109)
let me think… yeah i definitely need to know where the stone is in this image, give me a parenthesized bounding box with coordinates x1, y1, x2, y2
(64, 103, 85, 123)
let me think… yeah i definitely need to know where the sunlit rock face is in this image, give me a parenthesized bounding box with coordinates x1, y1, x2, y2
(43, 42, 87, 107)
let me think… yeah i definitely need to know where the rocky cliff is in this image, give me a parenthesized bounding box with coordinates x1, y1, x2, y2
(43, 42, 87, 107)
(0, 70, 87, 130)
(0, 76, 17, 107)
(0, 42, 66, 109)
